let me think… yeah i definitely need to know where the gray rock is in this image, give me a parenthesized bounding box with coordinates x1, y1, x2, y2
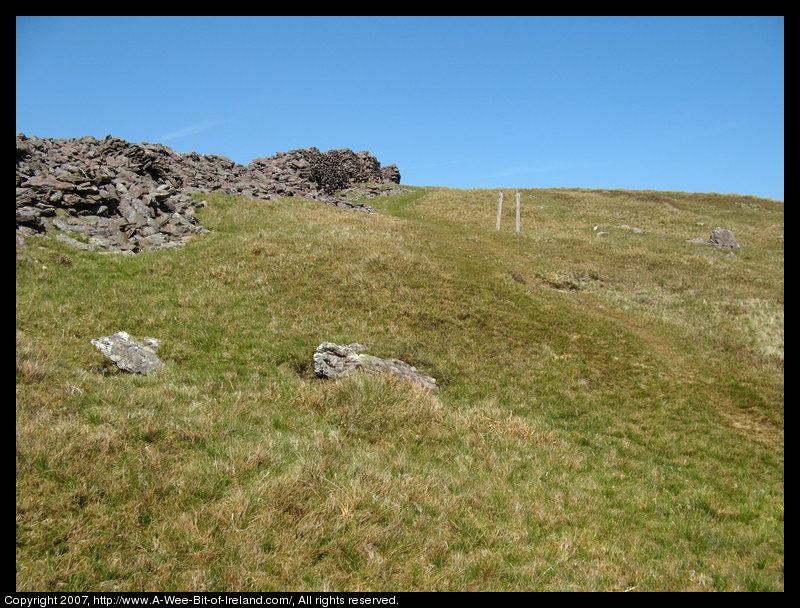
(687, 227, 741, 250)
(709, 227, 740, 250)
(15, 206, 44, 230)
(313, 342, 438, 393)
(55, 234, 96, 250)
(91, 331, 164, 374)
(313, 342, 367, 379)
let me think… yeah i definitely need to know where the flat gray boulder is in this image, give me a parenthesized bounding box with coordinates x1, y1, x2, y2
(91, 331, 164, 374)
(313, 342, 438, 393)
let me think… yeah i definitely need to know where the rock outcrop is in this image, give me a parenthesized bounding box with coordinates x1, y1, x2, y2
(313, 342, 439, 393)
(16, 134, 402, 253)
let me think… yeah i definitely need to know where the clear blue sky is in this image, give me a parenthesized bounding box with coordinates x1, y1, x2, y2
(16, 16, 784, 200)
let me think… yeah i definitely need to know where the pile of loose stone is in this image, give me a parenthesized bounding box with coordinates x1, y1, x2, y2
(16, 134, 402, 253)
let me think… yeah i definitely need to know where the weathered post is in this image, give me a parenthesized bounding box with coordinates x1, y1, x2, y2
(496, 192, 504, 230)
(515, 192, 521, 232)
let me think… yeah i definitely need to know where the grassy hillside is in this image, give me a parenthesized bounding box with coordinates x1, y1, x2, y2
(16, 185, 783, 591)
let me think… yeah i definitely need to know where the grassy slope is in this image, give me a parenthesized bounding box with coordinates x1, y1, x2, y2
(16, 186, 783, 591)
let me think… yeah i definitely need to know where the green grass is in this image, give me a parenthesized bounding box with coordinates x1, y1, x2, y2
(16, 186, 783, 591)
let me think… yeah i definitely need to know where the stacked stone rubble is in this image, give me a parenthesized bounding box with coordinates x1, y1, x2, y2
(16, 134, 402, 253)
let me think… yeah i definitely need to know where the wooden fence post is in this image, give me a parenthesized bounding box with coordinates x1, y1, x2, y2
(496, 192, 504, 230)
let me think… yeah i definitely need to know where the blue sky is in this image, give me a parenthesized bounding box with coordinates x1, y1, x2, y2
(16, 16, 784, 200)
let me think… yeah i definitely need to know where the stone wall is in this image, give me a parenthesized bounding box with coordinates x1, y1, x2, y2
(16, 134, 402, 253)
